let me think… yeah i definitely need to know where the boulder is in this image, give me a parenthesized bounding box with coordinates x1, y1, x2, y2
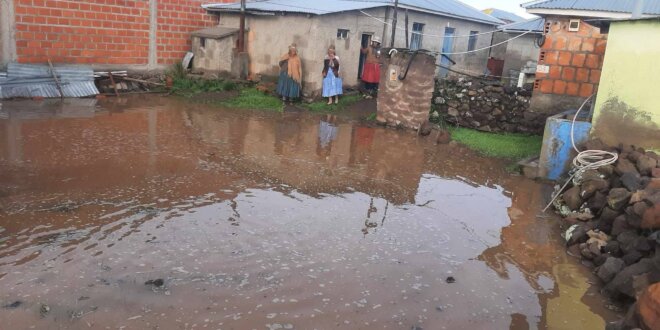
(604, 241, 622, 256)
(652, 167, 660, 178)
(647, 178, 660, 190)
(617, 230, 640, 254)
(623, 251, 644, 266)
(612, 215, 633, 236)
(604, 258, 654, 298)
(566, 224, 591, 246)
(616, 158, 640, 176)
(564, 186, 584, 211)
(582, 177, 610, 200)
(637, 155, 658, 176)
(638, 283, 660, 330)
(641, 204, 660, 230)
(608, 188, 632, 210)
(621, 172, 643, 192)
(597, 257, 625, 283)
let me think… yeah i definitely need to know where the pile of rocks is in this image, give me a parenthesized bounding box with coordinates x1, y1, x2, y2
(553, 142, 659, 329)
(432, 77, 543, 134)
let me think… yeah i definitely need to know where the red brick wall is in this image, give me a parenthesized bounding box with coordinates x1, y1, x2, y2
(534, 17, 607, 98)
(12, 0, 226, 66)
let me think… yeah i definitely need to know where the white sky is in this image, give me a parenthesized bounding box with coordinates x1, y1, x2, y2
(461, 0, 536, 19)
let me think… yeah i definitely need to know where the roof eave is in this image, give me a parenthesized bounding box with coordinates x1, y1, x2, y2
(394, 4, 504, 25)
(526, 8, 658, 19)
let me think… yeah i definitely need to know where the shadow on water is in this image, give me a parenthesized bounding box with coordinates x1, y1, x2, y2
(0, 96, 618, 329)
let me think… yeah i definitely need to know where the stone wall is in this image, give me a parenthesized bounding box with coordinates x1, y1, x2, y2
(376, 52, 435, 130)
(553, 142, 659, 330)
(433, 77, 543, 134)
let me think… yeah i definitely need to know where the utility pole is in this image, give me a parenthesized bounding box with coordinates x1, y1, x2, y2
(238, 0, 246, 52)
(390, 0, 398, 48)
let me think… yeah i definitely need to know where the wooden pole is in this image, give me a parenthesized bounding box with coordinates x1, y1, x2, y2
(238, 0, 246, 52)
(108, 74, 120, 97)
(404, 9, 409, 49)
(47, 59, 64, 99)
(390, 0, 398, 48)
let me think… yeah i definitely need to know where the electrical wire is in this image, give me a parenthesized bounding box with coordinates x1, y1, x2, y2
(358, 10, 505, 38)
(542, 94, 618, 213)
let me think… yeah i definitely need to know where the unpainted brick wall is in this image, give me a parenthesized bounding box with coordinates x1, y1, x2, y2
(534, 17, 607, 98)
(12, 0, 227, 66)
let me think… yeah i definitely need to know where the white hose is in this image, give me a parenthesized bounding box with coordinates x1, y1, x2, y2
(542, 94, 618, 212)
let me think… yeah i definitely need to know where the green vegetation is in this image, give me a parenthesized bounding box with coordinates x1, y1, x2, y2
(221, 88, 283, 111)
(366, 113, 377, 121)
(449, 127, 542, 160)
(171, 78, 238, 97)
(304, 94, 362, 112)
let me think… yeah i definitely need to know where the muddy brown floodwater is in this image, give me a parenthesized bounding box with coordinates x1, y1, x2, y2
(0, 96, 619, 330)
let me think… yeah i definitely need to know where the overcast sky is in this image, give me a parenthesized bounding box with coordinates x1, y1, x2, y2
(461, 0, 536, 19)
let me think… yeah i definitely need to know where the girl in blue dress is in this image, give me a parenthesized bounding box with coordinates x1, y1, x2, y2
(322, 47, 343, 105)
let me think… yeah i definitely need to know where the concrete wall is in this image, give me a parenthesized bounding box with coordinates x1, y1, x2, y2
(383, 8, 495, 76)
(530, 16, 607, 114)
(192, 35, 236, 73)
(218, 8, 497, 95)
(499, 32, 541, 80)
(591, 20, 660, 151)
(0, 0, 227, 70)
(0, 0, 17, 68)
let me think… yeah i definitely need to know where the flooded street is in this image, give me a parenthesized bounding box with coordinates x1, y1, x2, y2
(0, 96, 617, 329)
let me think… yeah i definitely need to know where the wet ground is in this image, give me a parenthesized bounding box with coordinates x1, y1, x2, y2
(0, 96, 618, 329)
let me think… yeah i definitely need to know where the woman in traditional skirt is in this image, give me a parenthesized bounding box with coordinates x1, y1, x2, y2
(360, 36, 381, 95)
(322, 47, 343, 105)
(277, 43, 303, 101)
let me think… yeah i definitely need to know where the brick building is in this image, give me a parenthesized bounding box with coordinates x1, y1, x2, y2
(0, 0, 234, 70)
(523, 0, 660, 114)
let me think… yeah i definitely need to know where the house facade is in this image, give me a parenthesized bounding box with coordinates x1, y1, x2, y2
(489, 18, 544, 84)
(523, 0, 660, 114)
(591, 17, 660, 150)
(202, 0, 502, 96)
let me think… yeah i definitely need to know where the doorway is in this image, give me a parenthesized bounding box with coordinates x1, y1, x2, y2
(439, 27, 455, 78)
(358, 33, 372, 80)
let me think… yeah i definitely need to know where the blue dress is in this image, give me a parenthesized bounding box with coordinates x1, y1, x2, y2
(322, 67, 343, 98)
(277, 60, 301, 98)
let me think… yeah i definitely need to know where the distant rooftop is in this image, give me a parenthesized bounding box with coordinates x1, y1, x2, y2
(523, 0, 660, 17)
(498, 17, 544, 33)
(203, 0, 503, 25)
(482, 8, 526, 23)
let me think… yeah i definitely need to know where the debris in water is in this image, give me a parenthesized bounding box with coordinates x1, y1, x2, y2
(145, 279, 165, 287)
(446, 276, 456, 284)
(3, 301, 22, 309)
(40, 304, 51, 317)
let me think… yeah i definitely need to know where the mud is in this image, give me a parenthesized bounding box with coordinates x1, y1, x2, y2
(0, 96, 618, 329)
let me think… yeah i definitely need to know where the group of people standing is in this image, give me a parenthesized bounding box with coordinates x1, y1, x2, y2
(276, 36, 382, 104)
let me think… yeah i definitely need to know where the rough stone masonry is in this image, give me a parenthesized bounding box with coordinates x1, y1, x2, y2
(433, 77, 545, 134)
(376, 52, 436, 130)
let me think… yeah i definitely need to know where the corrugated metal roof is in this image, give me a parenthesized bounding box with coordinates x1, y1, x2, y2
(192, 26, 240, 39)
(524, 0, 660, 16)
(204, 0, 503, 25)
(499, 17, 545, 32)
(0, 63, 98, 99)
(483, 8, 526, 22)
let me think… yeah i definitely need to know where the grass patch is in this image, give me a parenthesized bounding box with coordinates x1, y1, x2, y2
(221, 87, 283, 111)
(449, 127, 542, 159)
(171, 78, 238, 97)
(304, 94, 362, 112)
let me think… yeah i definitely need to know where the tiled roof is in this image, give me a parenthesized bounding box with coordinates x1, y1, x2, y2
(203, 0, 503, 25)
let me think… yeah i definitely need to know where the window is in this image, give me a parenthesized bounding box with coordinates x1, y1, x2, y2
(410, 23, 424, 50)
(337, 29, 349, 39)
(467, 31, 478, 51)
(200, 37, 206, 48)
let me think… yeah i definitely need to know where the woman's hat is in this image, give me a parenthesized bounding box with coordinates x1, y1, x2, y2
(372, 36, 381, 44)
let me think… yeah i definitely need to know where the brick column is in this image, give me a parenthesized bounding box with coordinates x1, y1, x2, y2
(0, 0, 17, 67)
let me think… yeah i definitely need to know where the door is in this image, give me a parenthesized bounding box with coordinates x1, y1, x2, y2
(358, 33, 372, 79)
(439, 27, 455, 78)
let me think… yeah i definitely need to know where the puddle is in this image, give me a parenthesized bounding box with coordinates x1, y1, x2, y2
(0, 96, 618, 329)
